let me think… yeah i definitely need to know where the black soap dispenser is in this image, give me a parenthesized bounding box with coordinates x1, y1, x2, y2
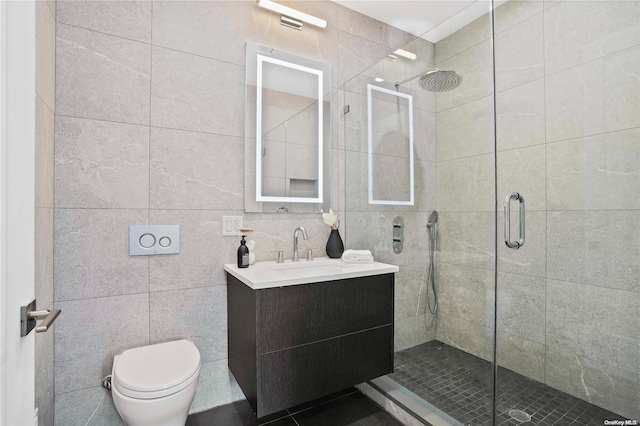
(237, 235, 250, 268)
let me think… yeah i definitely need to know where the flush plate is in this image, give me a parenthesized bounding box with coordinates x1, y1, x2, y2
(129, 225, 180, 256)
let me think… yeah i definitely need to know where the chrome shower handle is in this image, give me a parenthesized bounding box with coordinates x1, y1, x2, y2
(504, 192, 525, 249)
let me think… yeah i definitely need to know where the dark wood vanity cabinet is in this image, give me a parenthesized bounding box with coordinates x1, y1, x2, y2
(226, 273, 394, 418)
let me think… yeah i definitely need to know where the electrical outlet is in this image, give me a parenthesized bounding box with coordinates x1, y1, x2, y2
(222, 216, 243, 236)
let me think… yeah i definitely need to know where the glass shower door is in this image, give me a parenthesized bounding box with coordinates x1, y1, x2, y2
(493, 0, 640, 423)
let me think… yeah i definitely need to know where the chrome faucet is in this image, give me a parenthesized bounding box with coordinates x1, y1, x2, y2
(292, 226, 308, 261)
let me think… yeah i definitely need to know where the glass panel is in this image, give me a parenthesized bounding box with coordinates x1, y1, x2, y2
(494, 0, 640, 424)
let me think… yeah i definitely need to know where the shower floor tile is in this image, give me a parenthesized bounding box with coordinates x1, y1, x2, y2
(388, 341, 627, 426)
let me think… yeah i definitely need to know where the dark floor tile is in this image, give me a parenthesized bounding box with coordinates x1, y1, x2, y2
(293, 392, 403, 426)
(287, 387, 360, 415)
(186, 400, 294, 426)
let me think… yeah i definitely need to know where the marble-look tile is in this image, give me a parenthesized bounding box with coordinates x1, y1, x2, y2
(437, 211, 494, 270)
(415, 160, 437, 213)
(545, 46, 640, 143)
(546, 128, 640, 211)
(189, 359, 245, 414)
(437, 154, 494, 212)
(437, 264, 495, 329)
(35, 96, 54, 208)
(546, 347, 640, 420)
(338, 30, 391, 87)
(435, 40, 494, 112)
(35, 208, 54, 310)
(56, 24, 150, 125)
(498, 211, 546, 278)
(394, 263, 429, 321)
(436, 96, 494, 162)
(150, 47, 244, 136)
(54, 209, 149, 301)
(54, 294, 149, 395)
(57, 0, 152, 43)
(497, 144, 546, 211)
(494, 1, 543, 34)
(497, 273, 545, 344)
(36, 0, 55, 112)
(336, 5, 414, 50)
(496, 79, 545, 151)
(497, 332, 545, 383)
(394, 315, 436, 352)
(55, 116, 149, 209)
(54, 386, 124, 426)
(436, 313, 493, 362)
(35, 323, 54, 426)
(149, 128, 243, 210)
(547, 211, 640, 293)
(495, 14, 544, 92)
(149, 210, 238, 292)
(544, 1, 640, 75)
(414, 109, 436, 163)
(402, 38, 435, 66)
(150, 286, 227, 364)
(546, 279, 640, 374)
(435, 14, 491, 64)
(371, 155, 411, 203)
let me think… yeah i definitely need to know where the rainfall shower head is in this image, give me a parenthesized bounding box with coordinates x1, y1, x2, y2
(395, 69, 462, 92)
(427, 210, 438, 227)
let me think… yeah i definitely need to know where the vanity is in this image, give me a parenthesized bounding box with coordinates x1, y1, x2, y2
(224, 258, 398, 418)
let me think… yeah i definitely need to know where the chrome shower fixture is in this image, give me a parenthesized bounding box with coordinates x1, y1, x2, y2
(395, 69, 463, 92)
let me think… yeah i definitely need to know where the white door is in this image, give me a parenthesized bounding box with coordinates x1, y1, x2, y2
(0, 1, 37, 425)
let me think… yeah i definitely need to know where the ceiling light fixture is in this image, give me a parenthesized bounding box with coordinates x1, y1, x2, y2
(375, 78, 385, 82)
(385, 54, 398, 62)
(280, 16, 303, 30)
(257, 0, 327, 29)
(394, 49, 417, 60)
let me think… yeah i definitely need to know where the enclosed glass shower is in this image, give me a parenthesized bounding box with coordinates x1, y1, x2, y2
(342, 0, 640, 424)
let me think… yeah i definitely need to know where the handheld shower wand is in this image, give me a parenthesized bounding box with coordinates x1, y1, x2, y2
(426, 211, 438, 314)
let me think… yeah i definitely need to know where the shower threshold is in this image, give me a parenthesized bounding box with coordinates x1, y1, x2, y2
(385, 341, 627, 426)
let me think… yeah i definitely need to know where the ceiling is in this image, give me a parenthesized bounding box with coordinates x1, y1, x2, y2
(331, 0, 503, 43)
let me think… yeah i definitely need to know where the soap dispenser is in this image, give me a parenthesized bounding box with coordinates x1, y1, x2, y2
(237, 235, 250, 268)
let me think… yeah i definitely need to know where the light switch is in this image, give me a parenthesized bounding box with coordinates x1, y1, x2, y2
(222, 216, 243, 236)
(130, 225, 180, 256)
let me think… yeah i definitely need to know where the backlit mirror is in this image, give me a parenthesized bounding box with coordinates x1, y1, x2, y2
(245, 42, 331, 213)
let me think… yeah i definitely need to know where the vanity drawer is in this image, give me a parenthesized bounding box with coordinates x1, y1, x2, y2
(258, 274, 394, 353)
(259, 325, 393, 416)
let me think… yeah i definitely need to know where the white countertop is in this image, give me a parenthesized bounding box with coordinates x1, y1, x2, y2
(224, 257, 399, 290)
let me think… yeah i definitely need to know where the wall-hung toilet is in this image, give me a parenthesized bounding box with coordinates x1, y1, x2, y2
(111, 340, 201, 426)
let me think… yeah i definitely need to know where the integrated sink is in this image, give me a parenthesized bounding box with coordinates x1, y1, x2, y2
(224, 256, 399, 289)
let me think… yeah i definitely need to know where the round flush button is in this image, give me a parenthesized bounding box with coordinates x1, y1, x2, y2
(139, 233, 156, 248)
(159, 237, 171, 248)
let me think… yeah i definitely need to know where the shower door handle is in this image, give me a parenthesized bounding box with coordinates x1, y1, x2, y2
(504, 192, 525, 249)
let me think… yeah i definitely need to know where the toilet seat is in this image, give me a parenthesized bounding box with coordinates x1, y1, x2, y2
(112, 340, 201, 400)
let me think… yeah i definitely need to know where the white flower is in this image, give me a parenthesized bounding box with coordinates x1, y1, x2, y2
(321, 208, 338, 229)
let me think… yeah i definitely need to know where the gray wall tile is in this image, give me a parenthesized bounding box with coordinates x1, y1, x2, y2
(395, 314, 436, 352)
(546, 279, 640, 374)
(35, 96, 55, 208)
(55, 116, 150, 209)
(498, 211, 546, 278)
(498, 144, 546, 211)
(394, 263, 429, 321)
(338, 30, 392, 87)
(189, 359, 245, 414)
(150, 287, 227, 364)
(546, 129, 640, 211)
(149, 210, 236, 292)
(57, 0, 152, 43)
(436, 313, 493, 362)
(497, 273, 545, 344)
(54, 209, 149, 301)
(149, 128, 243, 210)
(437, 211, 494, 270)
(336, 5, 414, 50)
(545, 47, 640, 143)
(150, 46, 244, 136)
(36, 324, 54, 426)
(437, 264, 495, 329)
(546, 347, 640, 420)
(497, 332, 545, 383)
(437, 154, 494, 212)
(54, 386, 123, 426)
(35, 208, 54, 310)
(495, 14, 544, 92)
(544, 1, 640, 75)
(494, 1, 543, 34)
(56, 24, 151, 125)
(36, 0, 55, 112)
(435, 14, 490, 64)
(54, 294, 150, 395)
(496, 79, 545, 152)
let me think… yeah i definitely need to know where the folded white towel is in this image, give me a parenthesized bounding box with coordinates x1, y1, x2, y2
(342, 249, 374, 263)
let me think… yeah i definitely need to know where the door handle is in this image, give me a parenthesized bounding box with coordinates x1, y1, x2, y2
(503, 192, 525, 249)
(20, 299, 61, 336)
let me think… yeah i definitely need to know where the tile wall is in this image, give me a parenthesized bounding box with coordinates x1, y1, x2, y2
(51, 1, 416, 424)
(434, 0, 640, 418)
(35, 0, 56, 424)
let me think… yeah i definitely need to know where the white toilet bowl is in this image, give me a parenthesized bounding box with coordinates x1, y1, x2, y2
(111, 340, 201, 426)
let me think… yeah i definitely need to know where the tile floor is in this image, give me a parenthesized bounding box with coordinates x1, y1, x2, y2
(186, 388, 404, 426)
(389, 341, 628, 426)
